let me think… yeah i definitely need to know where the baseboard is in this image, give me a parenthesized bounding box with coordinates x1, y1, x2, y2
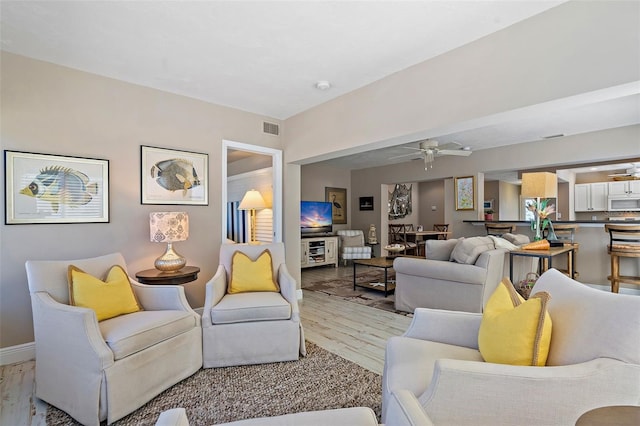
(0, 341, 35, 366)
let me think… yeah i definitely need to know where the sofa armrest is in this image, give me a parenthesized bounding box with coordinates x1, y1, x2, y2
(202, 265, 227, 327)
(420, 358, 640, 425)
(393, 257, 487, 285)
(386, 390, 434, 426)
(403, 308, 481, 349)
(131, 280, 196, 313)
(278, 264, 299, 317)
(155, 408, 190, 426)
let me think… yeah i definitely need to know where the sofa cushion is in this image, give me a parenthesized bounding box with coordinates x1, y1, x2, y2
(488, 235, 519, 251)
(100, 310, 197, 360)
(229, 249, 279, 294)
(478, 278, 552, 366)
(68, 265, 141, 321)
(341, 235, 363, 247)
(450, 236, 494, 264)
(425, 238, 460, 260)
(502, 233, 531, 246)
(211, 292, 291, 324)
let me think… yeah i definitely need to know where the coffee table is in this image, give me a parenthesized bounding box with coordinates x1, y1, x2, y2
(352, 257, 397, 297)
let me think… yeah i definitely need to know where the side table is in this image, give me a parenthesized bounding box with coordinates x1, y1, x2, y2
(135, 266, 200, 285)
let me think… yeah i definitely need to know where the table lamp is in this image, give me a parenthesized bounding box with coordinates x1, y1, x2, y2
(239, 189, 266, 244)
(150, 212, 189, 272)
(521, 172, 557, 241)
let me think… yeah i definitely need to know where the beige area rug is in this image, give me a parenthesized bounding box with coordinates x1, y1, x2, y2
(46, 342, 381, 426)
(303, 269, 412, 316)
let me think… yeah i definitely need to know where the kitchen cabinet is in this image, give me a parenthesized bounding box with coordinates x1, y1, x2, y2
(608, 180, 640, 196)
(575, 182, 608, 212)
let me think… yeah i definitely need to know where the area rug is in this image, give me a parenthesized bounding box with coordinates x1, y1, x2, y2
(46, 342, 381, 425)
(303, 269, 411, 316)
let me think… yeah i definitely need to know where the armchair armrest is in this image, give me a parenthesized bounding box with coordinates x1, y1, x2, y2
(130, 280, 196, 313)
(421, 358, 640, 425)
(202, 265, 227, 327)
(278, 263, 300, 320)
(386, 390, 434, 426)
(403, 308, 481, 349)
(31, 292, 113, 369)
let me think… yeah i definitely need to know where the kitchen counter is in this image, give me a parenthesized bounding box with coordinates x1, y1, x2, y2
(464, 219, 640, 226)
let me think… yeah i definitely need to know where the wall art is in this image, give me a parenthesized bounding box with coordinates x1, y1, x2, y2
(5, 150, 109, 224)
(325, 187, 347, 224)
(455, 176, 475, 210)
(141, 145, 209, 205)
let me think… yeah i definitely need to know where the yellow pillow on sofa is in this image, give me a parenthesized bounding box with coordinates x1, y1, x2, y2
(228, 249, 279, 294)
(478, 278, 552, 366)
(68, 265, 141, 321)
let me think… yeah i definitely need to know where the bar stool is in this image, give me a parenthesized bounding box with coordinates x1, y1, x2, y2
(544, 224, 579, 279)
(604, 224, 640, 293)
(485, 223, 515, 237)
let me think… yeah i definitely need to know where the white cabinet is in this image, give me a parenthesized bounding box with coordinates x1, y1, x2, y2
(301, 236, 338, 268)
(608, 180, 640, 196)
(575, 182, 608, 212)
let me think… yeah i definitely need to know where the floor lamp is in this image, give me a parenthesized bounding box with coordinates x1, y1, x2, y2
(521, 172, 557, 241)
(239, 189, 266, 244)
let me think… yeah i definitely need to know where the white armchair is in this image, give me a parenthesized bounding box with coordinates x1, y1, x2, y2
(382, 268, 640, 425)
(25, 253, 202, 426)
(337, 229, 372, 265)
(202, 242, 306, 368)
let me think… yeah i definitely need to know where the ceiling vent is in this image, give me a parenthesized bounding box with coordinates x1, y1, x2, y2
(263, 121, 279, 136)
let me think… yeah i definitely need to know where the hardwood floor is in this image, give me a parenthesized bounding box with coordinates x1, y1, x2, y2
(0, 264, 411, 425)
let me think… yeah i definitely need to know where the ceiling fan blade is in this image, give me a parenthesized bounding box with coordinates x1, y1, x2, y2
(389, 152, 422, 160)
(436, 149, 472, 157)
(437, 142, 462, 151)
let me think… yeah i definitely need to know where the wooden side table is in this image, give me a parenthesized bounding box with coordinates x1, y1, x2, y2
(135, 266, 200, 285)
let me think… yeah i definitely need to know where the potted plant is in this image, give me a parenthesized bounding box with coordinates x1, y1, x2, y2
(484, 209, 494, 221)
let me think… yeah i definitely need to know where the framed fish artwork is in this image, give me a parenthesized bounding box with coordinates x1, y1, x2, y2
(4, 150, 109, 224)
(141, 145, 209, 205)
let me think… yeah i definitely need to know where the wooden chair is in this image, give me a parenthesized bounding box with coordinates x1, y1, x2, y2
(433, 224, 449, 240)
(544, 224, 580, 279)
(388, 223, 417, 255)
(485, 223, 515, 237)
(604, 224, 640, 293)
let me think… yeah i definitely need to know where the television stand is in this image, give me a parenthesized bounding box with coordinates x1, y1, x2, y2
(301, 235, 338, 268)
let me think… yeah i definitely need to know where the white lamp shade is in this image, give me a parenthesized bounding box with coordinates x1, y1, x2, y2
(521, 172, 558, 198)
(150, 212, 189, 243)
(238, 189, 266, 210)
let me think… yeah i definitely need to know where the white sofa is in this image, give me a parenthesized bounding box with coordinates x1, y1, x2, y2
(382, 269, 640, 425)
(393, 237, 507, 313)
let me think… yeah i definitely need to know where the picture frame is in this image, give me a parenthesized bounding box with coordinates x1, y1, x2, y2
(359, 196, 374, 211)
(484, 199, 494, 210)
(325, 187, 347, 224)
(4, 150, 109, 224)
(455, 176, 475, 211)
(141, 145, 209, 205)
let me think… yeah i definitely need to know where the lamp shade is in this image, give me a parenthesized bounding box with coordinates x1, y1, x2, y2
(521, 172, 558, 198)
(238, 189, 266, 210)
(150, 212, 189, 243)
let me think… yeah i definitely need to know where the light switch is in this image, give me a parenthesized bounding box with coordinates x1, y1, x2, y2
(431, 205, 437, 211)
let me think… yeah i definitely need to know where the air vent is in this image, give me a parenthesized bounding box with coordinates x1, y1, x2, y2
(263, 121, 279, 135)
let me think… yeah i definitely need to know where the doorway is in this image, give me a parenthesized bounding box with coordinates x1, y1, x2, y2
(222, 140, 283, 243)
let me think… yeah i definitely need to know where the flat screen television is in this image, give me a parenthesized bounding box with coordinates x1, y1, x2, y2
(300, 201, 333, 235)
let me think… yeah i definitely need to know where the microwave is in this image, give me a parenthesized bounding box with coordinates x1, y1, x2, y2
(608, 197, 640, 211)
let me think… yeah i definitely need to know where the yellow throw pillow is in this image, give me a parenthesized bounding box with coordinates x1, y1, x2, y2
(228, 249, 279, 294)
(478, 278, 552, 366)
(68, 265, 141, 321)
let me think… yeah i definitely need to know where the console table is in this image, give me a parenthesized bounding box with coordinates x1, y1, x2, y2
(509, 246, 575, 282)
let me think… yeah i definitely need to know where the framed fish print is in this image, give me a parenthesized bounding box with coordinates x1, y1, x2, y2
(141, 145, 208, 205)
(4, 150, 109, 224)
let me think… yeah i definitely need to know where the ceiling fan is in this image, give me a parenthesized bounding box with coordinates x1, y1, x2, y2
(390, 139, 472, 170)
(608, 164, 640, 179)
